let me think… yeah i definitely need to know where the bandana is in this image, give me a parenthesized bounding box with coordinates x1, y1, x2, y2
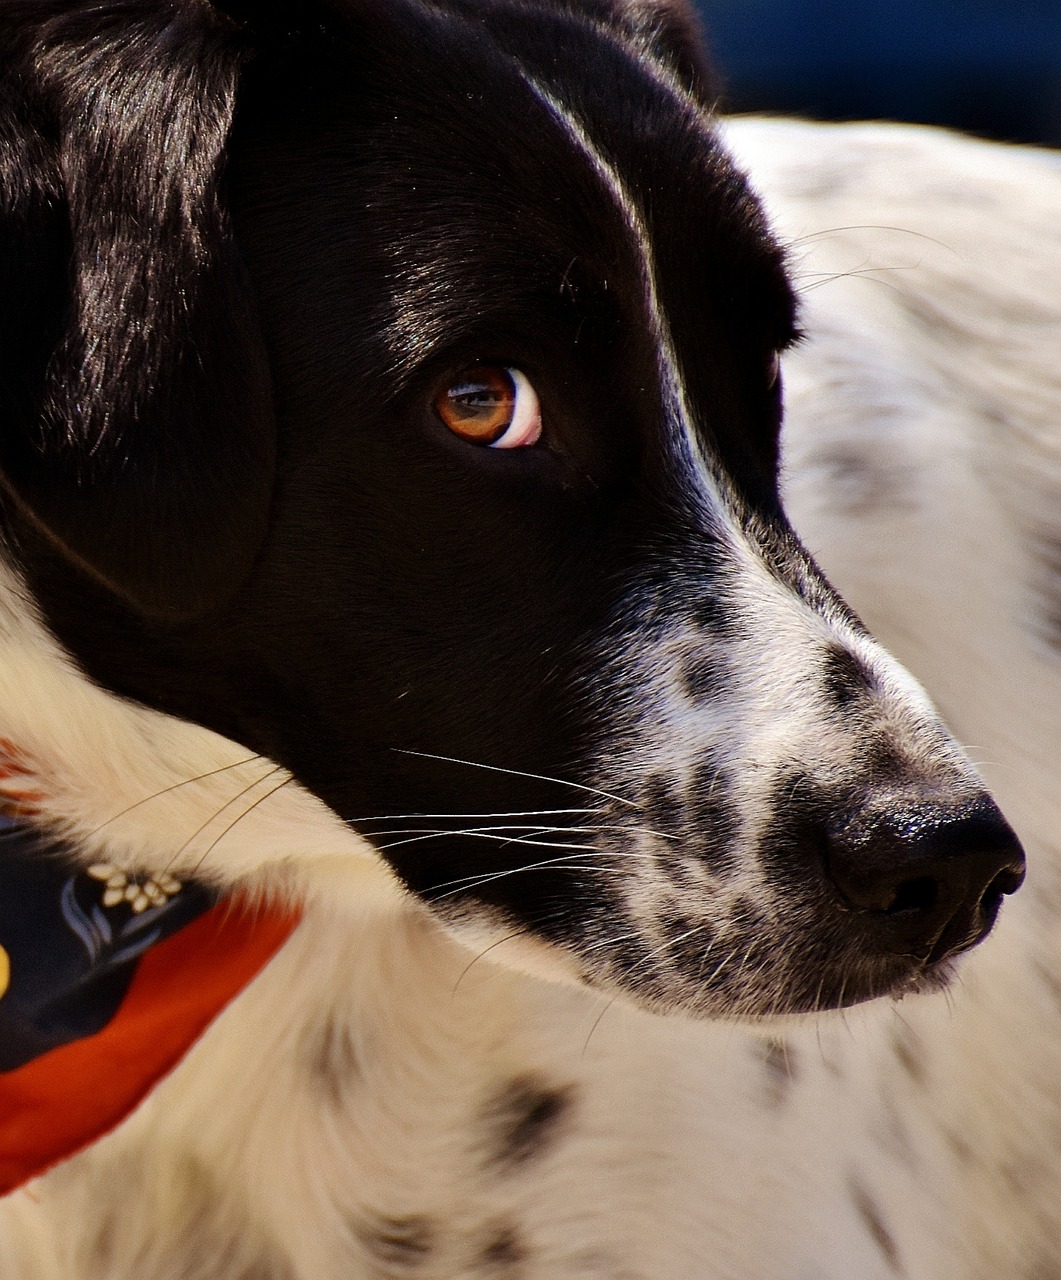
(0, 813, 301, 1195)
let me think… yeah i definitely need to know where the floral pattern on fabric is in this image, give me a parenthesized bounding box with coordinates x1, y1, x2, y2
(0, 815, 215, 1072)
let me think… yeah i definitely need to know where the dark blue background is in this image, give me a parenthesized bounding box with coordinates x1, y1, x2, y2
(698, 1, 1061, 146)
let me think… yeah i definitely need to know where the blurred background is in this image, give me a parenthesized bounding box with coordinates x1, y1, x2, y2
(697, 0, 1061, 146)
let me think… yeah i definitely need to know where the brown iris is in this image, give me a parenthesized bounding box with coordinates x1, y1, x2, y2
(434, 365, 517, 444)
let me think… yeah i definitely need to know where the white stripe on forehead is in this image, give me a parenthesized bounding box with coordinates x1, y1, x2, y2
(521, 75, 738, 539)
(519, 73, 905, 682)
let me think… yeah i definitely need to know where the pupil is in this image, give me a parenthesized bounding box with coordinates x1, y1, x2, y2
(451, 372, 512, 422)
(456, 386, 505, 417)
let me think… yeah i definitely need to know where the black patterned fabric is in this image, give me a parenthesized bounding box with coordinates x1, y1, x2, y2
(0, 817, 215, 1072)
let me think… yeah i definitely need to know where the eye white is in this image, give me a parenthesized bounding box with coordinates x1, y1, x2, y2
(490, 368, 542, 449)
(766, 350, 781, 390)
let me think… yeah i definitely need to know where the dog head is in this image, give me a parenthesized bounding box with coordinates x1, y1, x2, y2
(0, 0, 1024, 1016)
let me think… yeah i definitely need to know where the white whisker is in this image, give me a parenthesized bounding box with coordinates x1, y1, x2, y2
(163, 763, 287, 873)
(392, 747, 637, 808)
(352, 807, 594, 825)
(377, 830, 612, 853)
(428, 849, 654, 898)
(188, 776, 295, 876)
(91, 753, 270, 837)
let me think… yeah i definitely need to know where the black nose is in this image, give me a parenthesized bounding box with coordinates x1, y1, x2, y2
(824, 797, 1025, 963)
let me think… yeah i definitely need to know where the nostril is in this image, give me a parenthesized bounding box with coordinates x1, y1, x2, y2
(882, 875, 938, 917)
(823, 794, 1025, 960)
(977, 865, 1024, 925)
(987, 866, 1025, 901)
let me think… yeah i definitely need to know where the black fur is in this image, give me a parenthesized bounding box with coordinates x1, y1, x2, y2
(1, 4, 786, 853)
(0, 0, 273, 617)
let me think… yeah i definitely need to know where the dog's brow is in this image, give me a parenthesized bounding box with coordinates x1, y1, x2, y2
(521, 76, 737, 538)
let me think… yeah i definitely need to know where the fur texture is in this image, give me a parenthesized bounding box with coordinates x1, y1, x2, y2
(0, 0, 1053, 1275)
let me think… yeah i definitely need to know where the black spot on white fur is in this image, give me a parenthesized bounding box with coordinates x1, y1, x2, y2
(354, 1215, 435, 1270)
(890, 1025, 927, 1086)
(308, 1015, 365, 1104)
(849, 1179, 903, 1274)
(481, 1077, 574, 1171)
(87, 1156, 294, 1280)
(638, 759, 739, 883)
(679, 648, 724, 701)
(688, 590, 735, 638)
(477, 1226, 527, 1275)
(640, 775, 685, 843)
(821, 644, 874, 709)
(759, 1038, 797, 1106)
(690, 757, 740, 876)
(658, 908, 716, 969)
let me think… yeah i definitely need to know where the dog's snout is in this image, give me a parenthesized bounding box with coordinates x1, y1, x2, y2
(824, 798, 1025, 962)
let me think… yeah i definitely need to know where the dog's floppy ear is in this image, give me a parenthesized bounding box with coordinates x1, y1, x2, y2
(0, 1, 275, 621)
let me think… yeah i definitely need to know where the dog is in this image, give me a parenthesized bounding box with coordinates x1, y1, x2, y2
(0, 0, 1044, 1276)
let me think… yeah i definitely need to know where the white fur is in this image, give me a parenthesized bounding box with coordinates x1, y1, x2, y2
(4, 118, 1061, 1278)
(736, 118, 1061, 1277)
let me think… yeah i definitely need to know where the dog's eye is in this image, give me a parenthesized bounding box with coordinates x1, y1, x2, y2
(434, 366, 542, 448)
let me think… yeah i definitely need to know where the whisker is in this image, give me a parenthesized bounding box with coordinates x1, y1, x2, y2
(703, 945, 740, 986)
(812, 970, 831, 1021)
(188, 777, 294, 875)
(579, 928, 651, 956)
(582, 995, 618, 1056)
(90, 753, 269, 837)
(365, 820, 678, 847)
(351, 807, 593, 826)
(453, 929, 530, 994)
(695, 929, 723, 985)
(376, 829, 616, 853)
(492, 825, 583, 853)
(617, 823, 680, 843)
(835, 972, 850, 1015)
(430, 865, 594, 900)
(391, 748, 637, 808)
(789, 223, 960, 256)
(814, 1007, 829, 1062)
(365, 822, 593, 839)
(163, 763, 287, 872)
(479, 821, 681, 851)
(734, 948, 773, 1017)
(797, 266, 914, 297)
(428, 850, 652, 898)
(622, 919, 714, 987)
